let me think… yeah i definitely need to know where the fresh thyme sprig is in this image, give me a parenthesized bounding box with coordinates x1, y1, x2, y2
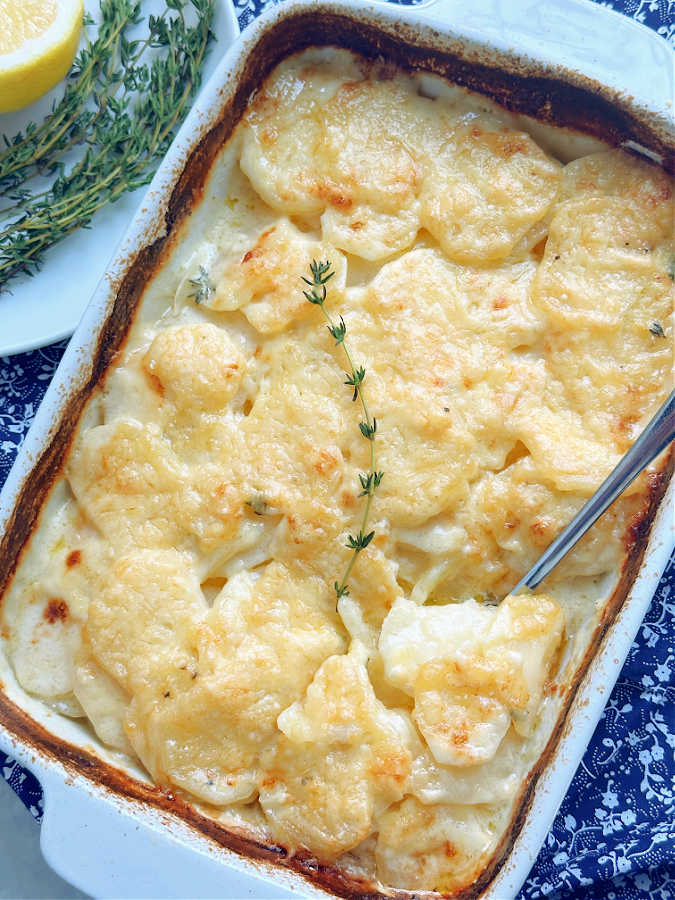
(303, 259, 384, 602)
(0, 0, 215, 289)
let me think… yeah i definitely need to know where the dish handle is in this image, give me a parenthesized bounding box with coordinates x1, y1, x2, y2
(409, 0, 673, 122)
(36, 766, 296, 899)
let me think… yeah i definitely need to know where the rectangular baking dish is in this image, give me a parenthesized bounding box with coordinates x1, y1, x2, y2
(0, 1, 673, 897)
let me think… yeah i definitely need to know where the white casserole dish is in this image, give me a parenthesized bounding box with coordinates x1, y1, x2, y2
(0, 1, 673, 897)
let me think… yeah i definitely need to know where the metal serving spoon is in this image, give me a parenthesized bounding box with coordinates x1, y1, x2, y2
(510, 389, 675, 596)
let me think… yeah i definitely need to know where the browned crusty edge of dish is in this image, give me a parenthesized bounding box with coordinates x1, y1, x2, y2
(0, 7, 673, 899)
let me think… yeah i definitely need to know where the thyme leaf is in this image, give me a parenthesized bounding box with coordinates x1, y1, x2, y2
(358, 471, 384, 497)
(346, 530, 375, 551)
(328, 315, 346, 344)
(345, 365, 366, 401)
(188, 265, 213, 304)
(359, 419, 377, 440)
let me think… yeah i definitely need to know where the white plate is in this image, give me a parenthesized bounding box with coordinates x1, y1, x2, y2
(0, 0, 239, 358)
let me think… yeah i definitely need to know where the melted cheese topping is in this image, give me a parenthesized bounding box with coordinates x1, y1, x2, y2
(2, 49, 672, 896)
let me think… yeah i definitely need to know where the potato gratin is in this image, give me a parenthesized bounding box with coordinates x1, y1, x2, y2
(2, 50, 673, 895)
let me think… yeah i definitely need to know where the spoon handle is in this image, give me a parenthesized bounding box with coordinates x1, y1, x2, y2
(511, 389, 675, 595)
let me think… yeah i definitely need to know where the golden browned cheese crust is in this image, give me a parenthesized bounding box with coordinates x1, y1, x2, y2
(2, 49, 673, 895)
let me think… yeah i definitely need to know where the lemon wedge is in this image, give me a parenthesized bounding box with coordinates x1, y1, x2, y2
(0, 0, 84, 114)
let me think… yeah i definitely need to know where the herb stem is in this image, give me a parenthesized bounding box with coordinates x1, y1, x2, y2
(303, 260, 384, 602)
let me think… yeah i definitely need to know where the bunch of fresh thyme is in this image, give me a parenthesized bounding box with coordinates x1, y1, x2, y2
(303, 259, 384, 601)
(0, 0, 214, 289)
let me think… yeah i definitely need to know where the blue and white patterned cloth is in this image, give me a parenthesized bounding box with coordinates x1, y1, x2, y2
(1, 1, 673, 897)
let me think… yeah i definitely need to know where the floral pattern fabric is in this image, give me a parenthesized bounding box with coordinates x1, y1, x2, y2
(1, 1, 673, 897)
